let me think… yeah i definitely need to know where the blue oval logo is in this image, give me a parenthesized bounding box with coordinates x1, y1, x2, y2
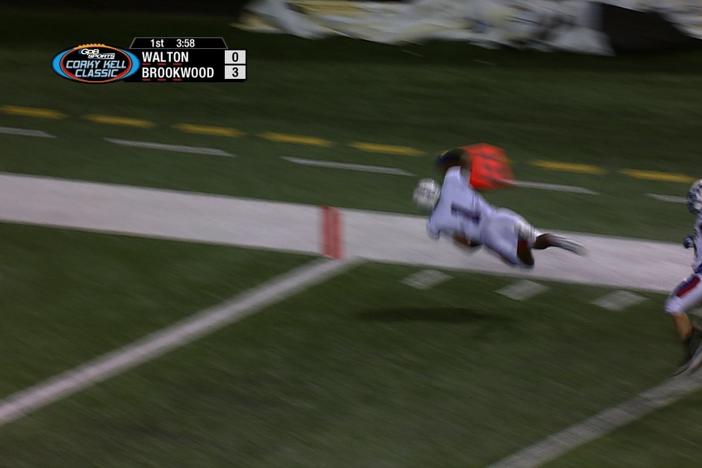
(52, 44, 140, 84)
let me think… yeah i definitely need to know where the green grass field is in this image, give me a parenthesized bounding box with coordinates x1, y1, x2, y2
(2, 5, 702, 467)
(0, 222, 311, 398)
(0, 233, 680, 467)
(550, 391, 702, 467)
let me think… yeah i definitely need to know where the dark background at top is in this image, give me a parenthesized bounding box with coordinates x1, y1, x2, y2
(1, 0, 251, 15)
(0, 0, 403, 16)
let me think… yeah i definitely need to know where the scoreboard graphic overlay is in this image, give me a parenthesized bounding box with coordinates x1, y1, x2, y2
(126, 37, 246, 82)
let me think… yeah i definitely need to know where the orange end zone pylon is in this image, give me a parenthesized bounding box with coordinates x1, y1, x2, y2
(464, 143, 514, 191)
(321, 206, 344, 259)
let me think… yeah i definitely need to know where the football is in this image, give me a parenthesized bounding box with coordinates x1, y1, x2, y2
(413, 178, 441, 211)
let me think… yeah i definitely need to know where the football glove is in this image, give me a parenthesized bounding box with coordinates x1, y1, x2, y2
(684, 235, 696, 250)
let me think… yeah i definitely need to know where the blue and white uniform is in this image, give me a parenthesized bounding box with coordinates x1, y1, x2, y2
(693, 215, 702, 274)
(427, 167, 533, 266)
(666, 213, 702, 315)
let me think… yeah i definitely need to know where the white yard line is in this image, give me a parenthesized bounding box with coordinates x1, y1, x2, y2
(401, 269, 451, 289)
(0, 257, 358, 427)
(647, 193, 686, 204)
(497, 280, 547, 301)
(283, 156, 413, 176)
(592, 290, 646, 311)
(105, 138, 233, 157)
(0, 172, 689, 293)
(0, 126, 55, 138)
(490, 371, 702, 468)
(503, 179, 598, 195)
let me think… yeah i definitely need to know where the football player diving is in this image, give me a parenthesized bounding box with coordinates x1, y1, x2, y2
(413, 147, 586, 269)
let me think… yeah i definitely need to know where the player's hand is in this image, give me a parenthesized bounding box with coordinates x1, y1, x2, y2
(684, 235, 695, 249)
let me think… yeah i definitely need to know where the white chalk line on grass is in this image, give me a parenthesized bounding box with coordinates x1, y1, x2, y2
(497, 280, 547, 301)
(502, 179, 599, 195)
(401, 269, 451, 290)
(490, 371, 702, 468)
(0, 126, 55, 138)
(281, 159, 594, 192)
(592, 290, 646, 311)
(283, 156, 414, 176)
(647, 193, 686, 204)
(105, 138, 233, 156)
(0, 257, 359, 427)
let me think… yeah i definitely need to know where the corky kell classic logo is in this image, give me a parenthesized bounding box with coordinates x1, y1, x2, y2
(52, 44, 140, 83)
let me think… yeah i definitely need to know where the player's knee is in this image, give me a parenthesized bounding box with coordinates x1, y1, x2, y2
(665, 297, 685, 316)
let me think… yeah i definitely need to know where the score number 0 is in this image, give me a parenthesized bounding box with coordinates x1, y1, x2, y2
(224, 50, 247, 80)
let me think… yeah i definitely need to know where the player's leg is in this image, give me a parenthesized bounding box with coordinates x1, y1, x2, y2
(532, 233, 586, 255)
(516, 238, 534, 267)
(512, 217, 538, 266)
(504, 212, 586, 265)
(665, 274, 702, 374)
(482, 210, 584, 267)
(481, 210, 535, 268)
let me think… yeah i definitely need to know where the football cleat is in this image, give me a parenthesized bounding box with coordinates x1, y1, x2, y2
(540, 234, 587, 256)
(686, 339, 702, 375)
(676, 327, 702, 375)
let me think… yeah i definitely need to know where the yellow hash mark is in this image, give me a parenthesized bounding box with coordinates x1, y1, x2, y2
(350, 142, 423, 156)
(1, 105, 65, 119)
(531, 160, 606, 175)
(260, 132, 332, 147)
(621, 169, 694, 184)
(84, 114, 155, 128)
(174, 123, 244, 137)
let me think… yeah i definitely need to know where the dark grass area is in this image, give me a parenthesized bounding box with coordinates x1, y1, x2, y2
(0, 261, 679, 467)
(0, 222, 310, 398)
(548, 390, 702, 468)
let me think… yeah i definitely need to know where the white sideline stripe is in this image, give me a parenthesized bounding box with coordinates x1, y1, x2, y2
(0, 126, 55, 138)
(647, 193, 686, 204)
(0, 172, 691, 293)
(490, 372, 702, 468)
(501, 179, 598, 195)
(592, 290, 646, 311)
(0, 258, 358, 427)
(283, 156, 413, 176)
(401, 269, 451, 289)
(105, 138, 233, 157)
(497, 280, 547, 301)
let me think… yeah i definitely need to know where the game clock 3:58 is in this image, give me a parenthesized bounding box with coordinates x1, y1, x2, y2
(175, 38, 196, 48)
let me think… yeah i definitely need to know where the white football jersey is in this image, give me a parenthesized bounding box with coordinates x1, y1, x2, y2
(427, 166, 495, 241)
(692, 212, 702, 274)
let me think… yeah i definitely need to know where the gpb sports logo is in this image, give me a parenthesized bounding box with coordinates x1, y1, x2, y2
(52, 44, 140, 84)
